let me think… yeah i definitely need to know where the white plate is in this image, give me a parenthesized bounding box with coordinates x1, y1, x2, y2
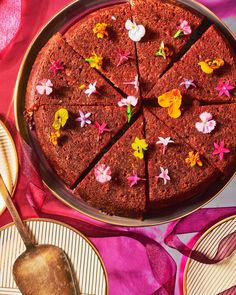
(0, 219, 108, 295)
(184, 216, 236, 295)
(0, 121, 18, 214)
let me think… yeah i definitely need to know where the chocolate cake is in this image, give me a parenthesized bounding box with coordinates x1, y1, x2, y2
(148, 26, 236, 103)
(26, 33, 124, 109)
(25, 0, 236, 219)
(33, 105, 127, 187)
(74, 117, 146, 218)
(64, 3, 139, 96)
(144, 108, 220, 209)
(130, 0, 203, 97)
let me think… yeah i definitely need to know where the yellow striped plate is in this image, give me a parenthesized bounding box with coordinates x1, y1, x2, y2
(0, 219, 108, 295)
(0, 121, 18, 214)
(184, 216, 236, 295)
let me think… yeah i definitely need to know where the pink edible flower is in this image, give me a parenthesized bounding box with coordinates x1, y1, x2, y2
(215, 80, 235, 97)
(94, 164, 112, 183)
(156, 137, 174, 154)
(178, 20, 192, 35)
(118, 96, 138, 107)
(85, 82, 100, 97)
(123, 75, 139, 93)
(213, 140, 230, 161)
(116, 49, 132, 67)
(36, 79, 53, 95)
(75, 111, 92, 128)
(180, 78, 196, 90)
(155, 167, 170, 185)
(195, 112, 216, 134)
(49, 60, 64, 76)
(127, 171, 146, 187)
(92, 122, 111, 137)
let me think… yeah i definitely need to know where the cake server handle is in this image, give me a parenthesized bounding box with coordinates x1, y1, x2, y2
(0, 174, 35, 249)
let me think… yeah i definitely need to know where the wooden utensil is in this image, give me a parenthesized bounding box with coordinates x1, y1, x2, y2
(0, 174, 79, 295)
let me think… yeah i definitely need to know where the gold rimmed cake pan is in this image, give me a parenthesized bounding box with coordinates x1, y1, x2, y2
(14, 0, 236, 226)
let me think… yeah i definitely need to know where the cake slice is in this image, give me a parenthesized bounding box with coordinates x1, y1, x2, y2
(33, 105, 128, 187)
(26, 33, 124, 109)
(64, 3, 139, 97)
(74, 116, 147, 218)
(148, 26, 236, 103)
(144, 107, 220, 209)
(153, 104, 236, 176)
(129, 0, 203, 97)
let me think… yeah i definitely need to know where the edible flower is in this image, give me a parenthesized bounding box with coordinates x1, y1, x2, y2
(85, 53, 103, 69)
(198, 58, 224, 74)
(49, 131, 61, 146)
(36, 79, 53, 95)
(94, 164, 112, 183)
(185, 151, 203, 167)
(92, 122, 111, 139)
(49, 60, 64, 76)
(123, 75, 139, 93)
(127, 171, 146, 187)
(155, 41, 173, 60)
(75, 111, 92, 128)
(174, 20, 192, 39)
(158, 89, 182, 119)
(195, 112, 216, 134)
(131, 137, 148, 160)
(116, 49, 132, 67)
(125, 19, 145, 42)
(213, 140, 230, 161)
(79, 84, 86, 90)
(180, 78, 196, 90)
(156, 167, 170, 185)
(93, 23, 109, 39)
(215, 80, 235, 97)
(156, 137, 174, 154)
(118, 96, 138, 122)
(85, 82, 100, 97)
(52, 108, 69, 130)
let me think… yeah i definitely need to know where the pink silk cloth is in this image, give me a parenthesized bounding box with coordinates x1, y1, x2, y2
(0, 1, 236, 294)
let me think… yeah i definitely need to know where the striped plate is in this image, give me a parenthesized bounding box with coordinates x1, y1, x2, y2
(184, 216, 236, 295)
(0, 121, 18, 214)
(0, 219, 108, 295)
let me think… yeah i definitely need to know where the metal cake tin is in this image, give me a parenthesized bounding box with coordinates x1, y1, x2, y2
(14, 0, 236, 226)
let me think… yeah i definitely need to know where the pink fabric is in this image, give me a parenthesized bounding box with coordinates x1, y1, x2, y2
(0, 1, 236, 295)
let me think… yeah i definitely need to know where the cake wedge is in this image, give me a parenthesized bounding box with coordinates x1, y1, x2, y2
(74, 116, 147, 218)
(144, 107, 220, 209)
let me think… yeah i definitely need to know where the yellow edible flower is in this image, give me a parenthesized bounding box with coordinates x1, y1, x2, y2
(158, 89, 182, 119)
(52, 108, 69, 130)
(79, 84, 86, 90)
(131, 137, 148, 159)
(198, 58, 224, 74)
(50, 131, 61, 146)
(155, 41, 173, 60)
(85, 53, 103, 69)
(185, 151, 203, 167)
(93, 23, 109, 39)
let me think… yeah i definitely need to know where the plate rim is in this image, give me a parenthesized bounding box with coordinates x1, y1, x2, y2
(183, 214, 236, 295)
(0, 120, 19, 215)
(0, 217, 109, 295)
(13, 0, 236, 226)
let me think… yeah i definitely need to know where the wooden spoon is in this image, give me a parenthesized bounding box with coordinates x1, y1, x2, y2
(0, 174, 79, 295)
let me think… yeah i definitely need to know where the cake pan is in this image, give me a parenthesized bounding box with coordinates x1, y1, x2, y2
(14, 0, 236, 226)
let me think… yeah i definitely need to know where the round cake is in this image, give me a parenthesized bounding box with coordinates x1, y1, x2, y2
(24, 0, 236, 219)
